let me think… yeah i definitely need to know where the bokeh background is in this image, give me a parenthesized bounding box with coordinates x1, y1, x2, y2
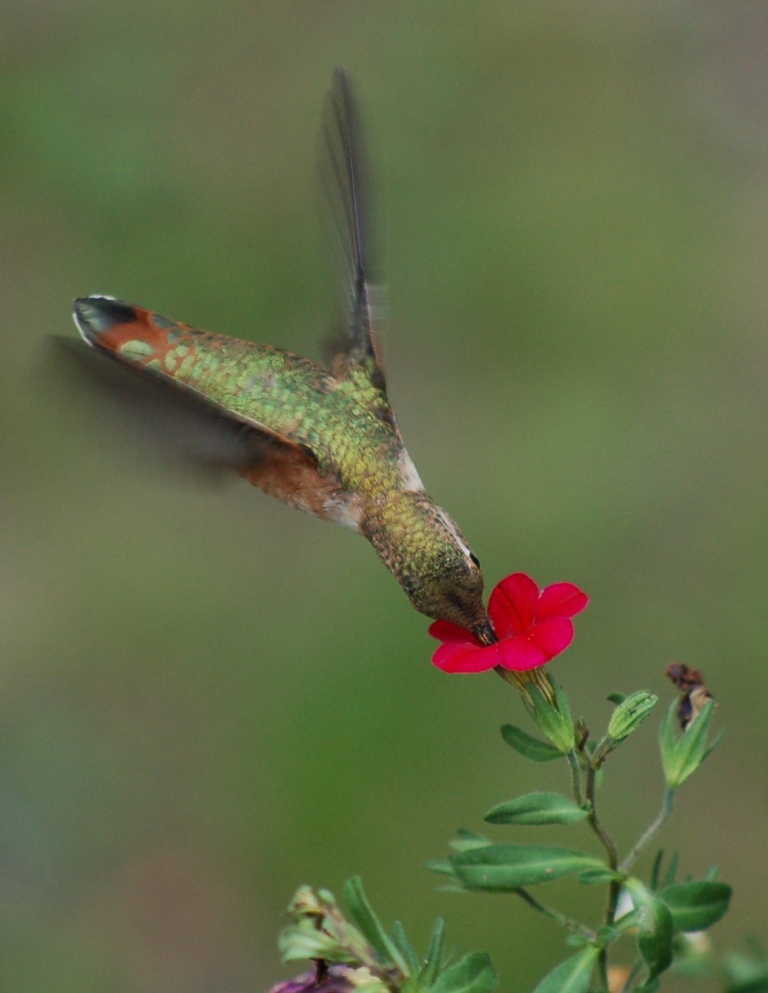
(2, 3, 767, 991)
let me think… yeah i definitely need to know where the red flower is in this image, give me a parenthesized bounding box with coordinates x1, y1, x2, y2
(429, 572, 588, 674)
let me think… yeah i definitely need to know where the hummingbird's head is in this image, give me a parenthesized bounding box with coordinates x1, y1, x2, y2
(362, 492, 494, 644)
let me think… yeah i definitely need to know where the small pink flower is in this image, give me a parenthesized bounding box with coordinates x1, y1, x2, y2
(429, 572, 588, 674)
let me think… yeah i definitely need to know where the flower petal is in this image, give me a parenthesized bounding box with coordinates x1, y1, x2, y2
(432, 640, 500, 673)
(537, 583, 589, 620)
(488, 572, 539, 637)
(530, 617, 575, 659)
(428, 619, 478, 646)
(496, 636, 550, 671)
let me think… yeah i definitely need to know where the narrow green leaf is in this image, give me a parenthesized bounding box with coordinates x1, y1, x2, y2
(672, 698, 717, 784)
(342, 877, 407, 973)
(484, 792, 588, 826)
(577, 867, 624, 885)
(658, 700, 679, 782)
(425, 860, 456, 877)
(660, 698, 718, 786)
(701, 726, 726, 765)
(662, 851, 679, 889)
(529, 946, 600, 993)
(451, 844, 603, 891)
(527, 680, 577, 753)
(500, 724, 562, 762)
(658, 881, 732, 932)
(391, 921, 420, 975)
(430, 951, 498, 993)
(650, 850, 663, 891)
(450, 829, 493, 853)
(417, 917, 446, 987)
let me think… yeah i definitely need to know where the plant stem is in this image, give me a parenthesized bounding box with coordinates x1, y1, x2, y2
(566, 750, 585, 807)
(585, 764, 619, 875)
(584, 762, 620, 992)
(620, 787, 676, 874)
(621, 958, 645, 993)
(513, 888, 596, 942)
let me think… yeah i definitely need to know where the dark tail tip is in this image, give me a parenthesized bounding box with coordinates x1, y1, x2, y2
(72, 296, 137, 341)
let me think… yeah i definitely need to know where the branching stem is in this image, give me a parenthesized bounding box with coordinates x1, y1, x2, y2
(513, 888, 596, 942)
(620, 787, 676, 874)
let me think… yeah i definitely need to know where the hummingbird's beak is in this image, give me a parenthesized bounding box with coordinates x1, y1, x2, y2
(474, 617, 496, 646)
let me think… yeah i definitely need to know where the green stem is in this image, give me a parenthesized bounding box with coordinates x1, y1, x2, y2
(566, 750, 585, 807)
(619, 787, 676, 874)
(621, 958, 645, 993)
(513, 888, 596, 942)
(584, 763, 620, 993)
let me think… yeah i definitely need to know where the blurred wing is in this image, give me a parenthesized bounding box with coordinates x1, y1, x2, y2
(53, 334, 272, 475)
(320, 68, 388, 400)
(64, 296, 360, 526)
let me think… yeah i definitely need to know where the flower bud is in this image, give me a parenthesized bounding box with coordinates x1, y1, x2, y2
(607, 690, 658, 744)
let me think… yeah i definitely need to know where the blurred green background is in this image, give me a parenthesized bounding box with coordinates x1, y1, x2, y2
(2, 3, 767, 991)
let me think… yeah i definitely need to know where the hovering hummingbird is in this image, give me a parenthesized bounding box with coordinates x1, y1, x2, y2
(71, 69, 492, 643)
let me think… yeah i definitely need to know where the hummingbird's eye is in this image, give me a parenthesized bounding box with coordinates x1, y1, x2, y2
(469, 552, 480, 568)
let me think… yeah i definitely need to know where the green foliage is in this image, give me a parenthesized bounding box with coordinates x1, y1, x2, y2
(606, 690, 658, 746)
(442, 844, 603, 891)
(659, 697, 723, 787)
(524, 679, 576, 754)
(424, 680, 730, 991)
(624, 878, 674, 981)
(429, 953, 497, 993)
(279, 879, 495, 993)
(500, 724, 563, 762)
(657, 880, 732, 932)
(280, 673, 731, 991)
(484, 791, 588, 826)
(343, 877, 410, 975)
(529, 947, 600, 993)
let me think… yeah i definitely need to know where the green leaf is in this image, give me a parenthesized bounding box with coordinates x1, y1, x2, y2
(484, 792, 588, 826)
(449, 829, 493, 853)
(659, 698, 719, 786)
(500, 724, 563, 762)
(416, 917, 446, 987)
(607, 692, 627, 705)
(425, 860, 455, 877)
(577, 867, 624, 885)
(430, 951, 498, 993)
(658, 881, 732, 932)
(526, 680, 577, 753)
(625, 878, 674, 981)
(391, 920, 420, 975)
(529, 946, 600, 993)
(343, 877, 408, 973)
(650, 850, 663, 890)
(637, 903, 674, 979)
(634, 981, 661, 993)
(451, 844, 603, 891)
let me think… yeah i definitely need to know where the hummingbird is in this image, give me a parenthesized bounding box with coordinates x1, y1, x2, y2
(71, 69, 492, 643)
